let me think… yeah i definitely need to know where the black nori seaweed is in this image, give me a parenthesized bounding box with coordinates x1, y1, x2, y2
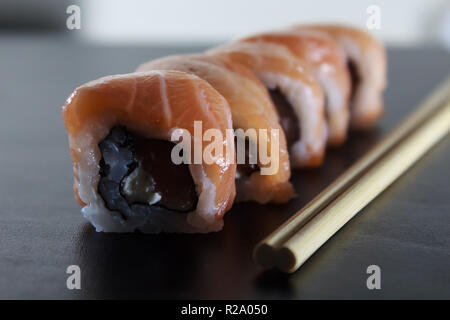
(348, 60, 360, 103)
(98, 126, 138, 219)
(268, 89, 300, 147)
(97, 126, 197, 220)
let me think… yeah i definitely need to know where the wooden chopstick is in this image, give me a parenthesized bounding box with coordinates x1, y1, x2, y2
(278, 101, 450, 272)
(254, 77, 450, 272)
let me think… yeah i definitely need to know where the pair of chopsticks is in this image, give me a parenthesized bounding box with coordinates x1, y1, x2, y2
(254, 77, 450, 273)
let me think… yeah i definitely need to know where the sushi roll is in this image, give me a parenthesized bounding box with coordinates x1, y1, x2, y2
(294, 24, 387, 129)
(62, 71, 236, 233)
(241, 29, 351, 146)
(137, 54, 294, 204)
(207, 41, 327, 168)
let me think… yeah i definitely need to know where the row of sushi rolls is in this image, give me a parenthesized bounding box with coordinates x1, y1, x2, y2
(62, 24, 387, 233)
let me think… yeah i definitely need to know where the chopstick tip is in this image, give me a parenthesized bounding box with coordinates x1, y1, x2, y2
(277, 247, 298, 273)
(253, 242, 276, 268)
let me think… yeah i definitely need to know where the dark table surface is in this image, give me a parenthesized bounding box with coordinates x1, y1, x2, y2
(0, 33, 449, 299)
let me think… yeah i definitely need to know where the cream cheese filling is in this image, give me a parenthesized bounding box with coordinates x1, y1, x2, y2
(121, 164, 162, 205)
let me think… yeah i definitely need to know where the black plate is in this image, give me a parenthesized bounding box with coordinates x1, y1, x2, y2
(0, 35, 449, 299)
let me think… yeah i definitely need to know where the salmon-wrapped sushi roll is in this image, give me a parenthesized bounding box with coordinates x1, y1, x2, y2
(208, 42, 327, 167)
(137, 54, 294, 204)
(241, 29, 351, 145)
(294, 24, 387, 129)
(62, 71, 236, 233)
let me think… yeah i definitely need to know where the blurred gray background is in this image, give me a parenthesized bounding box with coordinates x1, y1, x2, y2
(1, 0, 450, 48)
